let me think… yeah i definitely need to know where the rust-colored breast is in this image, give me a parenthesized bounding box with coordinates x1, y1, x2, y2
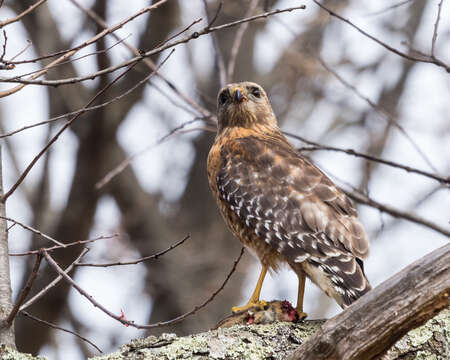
(207, 129, 285, 270)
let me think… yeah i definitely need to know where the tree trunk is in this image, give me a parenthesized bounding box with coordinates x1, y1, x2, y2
(0, 145, 16, 349)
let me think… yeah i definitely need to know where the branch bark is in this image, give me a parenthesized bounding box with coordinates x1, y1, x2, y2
(0, 145, 15, 349)
(81, 308, 449, 359)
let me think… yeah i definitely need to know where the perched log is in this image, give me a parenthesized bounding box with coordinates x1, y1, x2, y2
(1, 306, 448, 359)
(89, 308, 449, 359)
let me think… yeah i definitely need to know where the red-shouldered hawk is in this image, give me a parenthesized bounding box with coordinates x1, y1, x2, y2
(207, 81, 371, 318)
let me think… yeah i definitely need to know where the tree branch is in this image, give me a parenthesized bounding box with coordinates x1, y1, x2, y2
(5, 253, 42, 326)
(0, 146, 15, 349)
(344, 189, 450, 238)
(0, 5, 307, 87)
(312, 0, 450, 73)
(0, 0, 47, 28)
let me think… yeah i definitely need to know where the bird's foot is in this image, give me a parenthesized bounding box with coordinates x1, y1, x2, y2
(297, 311, 308, 321)
(295, 307, 308, 321)
(231, 300, 268, 314)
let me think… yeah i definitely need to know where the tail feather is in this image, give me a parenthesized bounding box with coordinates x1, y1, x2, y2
(318, 254, 371, 307)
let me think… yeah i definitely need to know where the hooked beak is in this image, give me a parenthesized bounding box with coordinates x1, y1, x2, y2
(233, 88, 245, 103)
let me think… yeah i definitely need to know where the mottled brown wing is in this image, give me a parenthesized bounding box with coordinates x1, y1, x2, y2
(217, 135, 370, 305)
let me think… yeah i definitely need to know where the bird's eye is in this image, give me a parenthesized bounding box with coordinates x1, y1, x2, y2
(251, 87, 261, 98)
(218, 91, 229, 105)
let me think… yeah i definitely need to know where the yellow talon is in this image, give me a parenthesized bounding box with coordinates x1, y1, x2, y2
(231, 300, 268, 314)
(232, 265, 268, 314)
(296, 310, 308, 321)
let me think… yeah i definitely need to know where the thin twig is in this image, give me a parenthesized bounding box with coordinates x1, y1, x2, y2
(68, 0, 212, 119)
(0, 216, 64, 246)
(431, 0, 444, 56)
(20, 248, 88, 311)
(0, 52, 172, 140)
(365, 0, 415, 17)
(76, 235, 190, 267)
(0, 0, 169, 98)
(140, 246, 245, 329)
(149, 82, 199, 116)
(7, 34, 129, 66)
(373, 184, 445, 239)
(6, 253, 42, 325)
(0, 0, 47, 28)
(202, 0, 226, 87)
(0, 4, 307, 87)
(312, 0, 450, 73)
(8, 40, 32, 63)
(43, 247, 245, 329)
(227, 0, 259, 83)
(95, 117, 202, 189)
(155, 18, 203, 48)
(0, 30, 6, 61)
(318, 56, 439, 173)
(344, 190, 450, 238)
(288, 134, 449, 185)
(10, 234, 117, 256)
(2, 49, 173, 202)
(21, 311, 102, 353)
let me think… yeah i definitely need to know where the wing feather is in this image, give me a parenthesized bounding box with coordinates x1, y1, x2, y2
(217, 136, 369, 260)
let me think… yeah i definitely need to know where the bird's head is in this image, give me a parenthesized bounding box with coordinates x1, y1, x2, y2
(216, 81, 278, 133)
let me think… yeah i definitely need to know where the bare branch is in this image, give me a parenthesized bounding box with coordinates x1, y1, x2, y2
(286, 133, 449, 185)
(344, 189, 450, 238)
(365, 0, 415, 17)
(0, 4, 307, 87)
(0, 0, 169, 98)
(21, 311, 102, 353)
(202, 0, 226, 88)
(227, 0, 259, 83)
(6, 253, 42, 326)
(0, 0, 47, 28)
(68, 0, 212, 119)
(143, 247, 245, 329)
(9, 234, 117, 256)
(431, 0, 444, 56)
(0, 51, 171, 139)
(0, 216, 65, 247)
(318, 57, 439, 173)
(19, 248, 88, 312)
(7, 40, 32, 63)
(76, 235, 190, 267)
(95, 117, 203, 189)
(43, 246, 244, 329)
(312, 0, 450, 73)
(7, 34, 129, 66)
(1, 49, 171, 201)
(0, 30, 6, 62)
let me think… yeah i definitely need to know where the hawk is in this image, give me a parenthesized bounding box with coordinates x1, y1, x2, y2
(207, 81, 371, 318)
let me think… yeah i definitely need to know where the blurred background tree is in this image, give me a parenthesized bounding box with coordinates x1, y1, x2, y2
(0, 0, 448, 358)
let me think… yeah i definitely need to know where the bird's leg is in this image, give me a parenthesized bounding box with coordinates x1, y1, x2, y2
(232, 265, 268, 313)
(296, 273, 308, 320)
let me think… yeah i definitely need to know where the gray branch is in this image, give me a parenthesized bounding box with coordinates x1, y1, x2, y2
(0, 145, 15, 349)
